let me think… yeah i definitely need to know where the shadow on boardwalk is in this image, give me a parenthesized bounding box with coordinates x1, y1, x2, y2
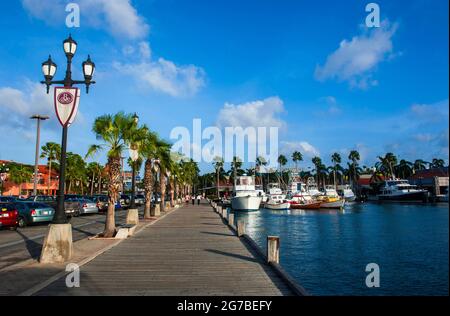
(35, 202, 295, 296)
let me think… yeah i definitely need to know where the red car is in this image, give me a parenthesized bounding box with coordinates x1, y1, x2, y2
(0, 202, 19, 230)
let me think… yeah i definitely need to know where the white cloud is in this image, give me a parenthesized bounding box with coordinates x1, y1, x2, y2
(0, 81, 84, 135)
(216, 96, 286, 128)
(410, 99, 449, 122)
(281, 141, 320, 158)
(22, 0, 149, 40)
(315, 20, 398, 89)
(316, 96, 342, 115)
(114, 42, 206, 97)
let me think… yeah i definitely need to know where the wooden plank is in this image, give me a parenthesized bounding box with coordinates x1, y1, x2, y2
(35, 202, 295, 296)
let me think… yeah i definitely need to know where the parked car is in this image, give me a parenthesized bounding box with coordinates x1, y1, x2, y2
(63, 196, 83, 217)
(14, 202, 55, 228)
(77, 198, 99, 215)
(0, 202, 19, 230)
(92, 195, 122, 211)
(0, 196, 17, 202)
(135, 194, 145, 206)
(119, 194, 131, 208)
(26, 195, 57, 209)
(90, 195, 108, 212)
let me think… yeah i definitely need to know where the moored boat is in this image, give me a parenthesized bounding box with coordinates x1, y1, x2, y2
(231, 176, 262, 211)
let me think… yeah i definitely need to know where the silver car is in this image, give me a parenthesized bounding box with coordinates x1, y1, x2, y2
(78, 199, 99, 215)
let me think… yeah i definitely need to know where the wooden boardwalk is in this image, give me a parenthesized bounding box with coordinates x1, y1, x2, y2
(35, 202, 295, 296)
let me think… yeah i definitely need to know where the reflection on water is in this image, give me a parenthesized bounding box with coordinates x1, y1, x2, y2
(232, 202, 449, 296)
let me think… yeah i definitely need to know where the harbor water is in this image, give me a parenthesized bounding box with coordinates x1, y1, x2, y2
(232, 202, 449, 296)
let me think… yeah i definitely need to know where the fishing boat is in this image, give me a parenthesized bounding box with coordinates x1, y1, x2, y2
(231, 176, 262, 211)
(265, 196, 291, 210)
(318, 187, 346, 209)
(289, 194, 322, 209)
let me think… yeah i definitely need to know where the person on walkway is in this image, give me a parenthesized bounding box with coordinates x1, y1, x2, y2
(197, 194, 202, 205)
(191, 194, 195, 205)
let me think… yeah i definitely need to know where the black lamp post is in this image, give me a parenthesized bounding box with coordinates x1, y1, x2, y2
(129, 113, 139, 209)
(41, 35, 95, 224)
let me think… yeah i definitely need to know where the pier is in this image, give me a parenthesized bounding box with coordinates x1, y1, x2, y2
(31, 202, 300, 296)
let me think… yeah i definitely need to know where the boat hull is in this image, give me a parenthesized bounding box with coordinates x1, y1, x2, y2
(320, 199, 345, 209)
(290, 201, 322, 209)
(265, 202, 291, 210)
(231, 196, 262, 211)
(377, 191, 428, 202)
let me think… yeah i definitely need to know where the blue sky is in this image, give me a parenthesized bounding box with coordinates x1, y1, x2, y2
(0, 0, 448, 173)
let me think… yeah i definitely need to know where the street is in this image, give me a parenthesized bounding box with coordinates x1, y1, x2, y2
(0, 209, 130, 270)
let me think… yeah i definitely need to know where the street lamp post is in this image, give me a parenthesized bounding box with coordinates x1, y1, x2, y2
(41, 35, 95, 224)
(30, 115, 49, 196)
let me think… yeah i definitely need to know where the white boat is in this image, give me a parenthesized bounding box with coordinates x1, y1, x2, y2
(377, 179, 428, 202)
(265, 197, 290, 210)
(337, 185, 356, 202)
(231, 176, 262, 211)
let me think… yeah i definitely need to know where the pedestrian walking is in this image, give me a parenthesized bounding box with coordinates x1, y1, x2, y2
(191, 195, 195, 205)
(197, 194, 202, 205)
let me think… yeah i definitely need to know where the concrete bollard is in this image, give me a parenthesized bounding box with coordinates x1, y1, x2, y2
(126, 208, 139, 225)
(227, 213, 234, 227)
(267, 236, 280, 264)
(151, 204, 161, 217)
(237, 220, 246, 237)
(40, 224, 73, 263)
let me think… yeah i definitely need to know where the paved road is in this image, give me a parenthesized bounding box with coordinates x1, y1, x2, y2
(35, 202, 295, 296)
(0, 208, 132, 270)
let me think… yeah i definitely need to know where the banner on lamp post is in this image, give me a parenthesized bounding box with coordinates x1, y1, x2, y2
(54, 87, 79, 127)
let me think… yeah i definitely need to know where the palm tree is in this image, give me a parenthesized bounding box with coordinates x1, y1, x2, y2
(213, 156, 224, 198)
(86, 162, 103, 196)
(40, 142, 61, 195)
(430, 158, 445, 169)
(256, 156, 267, 189)
(86, 112, 140, 238)
(348, 150, 360, 188)
(277, 155, 288, 189)
(9, 164, 33, 196)
(66, 153, 86, 194)
(331, 152, 342, 189)
(292, 151, 303, 174)
(230, 156, 243, 187)
(413, 159, 429, 173)
(396, 159, 413, 179)
(154, 139, 172, 212)
(311, 156, 322, 187)
(377, 153, 397, 179)
(140, 131, 159, 218)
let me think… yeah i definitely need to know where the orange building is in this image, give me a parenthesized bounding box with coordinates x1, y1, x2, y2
(0, 160, 59, 197)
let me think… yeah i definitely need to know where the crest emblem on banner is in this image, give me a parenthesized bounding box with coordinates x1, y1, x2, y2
(54, 87, 79, 126)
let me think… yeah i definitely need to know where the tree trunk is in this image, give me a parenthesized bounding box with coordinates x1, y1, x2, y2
(160, 168, 166, 212)
(90, 172, 95, 196)
(98, 174, 102, 194)
(143, 159, 153, 219)
(169, 177, 175, 207)
(68, 180, 72, 194)
(216, 170, 220, 198)
(48, 160, 52, 195)
(103, 156, 121, 238)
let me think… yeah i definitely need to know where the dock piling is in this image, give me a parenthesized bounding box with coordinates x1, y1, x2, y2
(267, 236, 280, 264)
(237, 220, 246, 237)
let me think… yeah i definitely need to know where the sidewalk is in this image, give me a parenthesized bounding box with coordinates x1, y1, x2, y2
(0, 208, 161, 296)
(33, 202, 294, 296)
